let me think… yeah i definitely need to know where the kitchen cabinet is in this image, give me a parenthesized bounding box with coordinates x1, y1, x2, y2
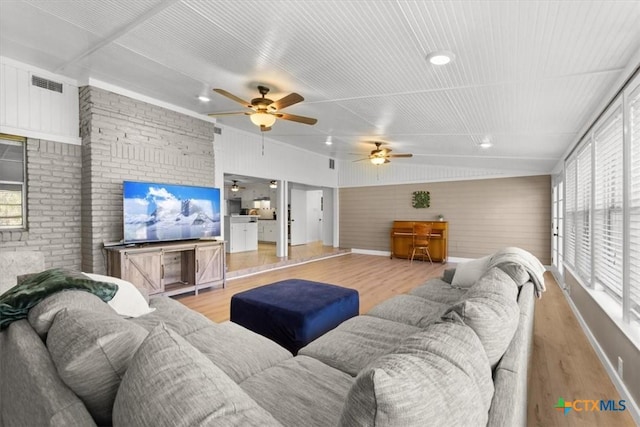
(258, 220, 277, 243)
(225, 216, 258, 253)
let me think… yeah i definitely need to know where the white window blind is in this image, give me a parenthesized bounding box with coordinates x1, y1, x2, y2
(630, 85, 640, 318)
(575, 142, 592, 282)
(565, 158, 577, 268)
(593, 107, 624, 300)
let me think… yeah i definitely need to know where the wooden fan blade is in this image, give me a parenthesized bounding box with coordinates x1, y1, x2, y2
(388, 153, 413, 158)
(276, 113, 318, 125)
(207, 111, 249, 116)
(270, 93, 304, 111)
(352, 158, 370, 162)
(213, 89, 252, 108)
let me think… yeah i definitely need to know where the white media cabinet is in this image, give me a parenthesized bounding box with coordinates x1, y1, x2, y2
(105, 240, 225, 297)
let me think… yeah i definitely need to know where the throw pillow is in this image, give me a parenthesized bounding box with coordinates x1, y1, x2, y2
(442, 267, 520, 367)
(112, 323, 283, 427)
(82, 273, 155, 318)
(46, 308, 148, 425)
(494, 261, 530, 286)
(0, 268, 117, 329)
(339, 319, 494, 427)
(28, 290, 117, 339)
(442, 268, 456, 284)
(451, 255, 491, 288)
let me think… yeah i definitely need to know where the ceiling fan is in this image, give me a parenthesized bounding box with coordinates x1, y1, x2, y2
(208, 85, 318, 132)
(354, 142, 414, 165)
(229, 180, 245, 192)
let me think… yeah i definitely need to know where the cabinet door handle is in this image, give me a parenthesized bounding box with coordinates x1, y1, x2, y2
(161, 265, 164, 279)
(196, 259, 199, 273)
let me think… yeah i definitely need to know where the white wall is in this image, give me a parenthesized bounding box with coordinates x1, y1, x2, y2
(0, 57, 80, 145)
(216, 125, 338, 188)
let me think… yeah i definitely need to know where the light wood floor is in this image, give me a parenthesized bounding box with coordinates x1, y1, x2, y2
(177, 253, 636, 427)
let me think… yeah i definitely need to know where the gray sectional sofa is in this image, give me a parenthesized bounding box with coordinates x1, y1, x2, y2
(0, 256, 539, 427)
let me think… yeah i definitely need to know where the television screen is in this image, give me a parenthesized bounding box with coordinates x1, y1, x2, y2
(123, 180, 221, 244)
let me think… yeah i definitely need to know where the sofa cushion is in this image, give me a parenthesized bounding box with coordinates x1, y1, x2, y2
(83, 273, 155, 317)
(451, 255, 491, 288)
(338, 319, 494, 427)
(1, 320, 98, 427)
(0, 268, 117, 329)
(113, 323, 283, 427)
(365, 295, 448, 328)
(28, 290, 117, 339)
(442, 267, 520, 367)
(184, 321, 293, 383)
(493, 261, 530, 286)
(129, 296, 214, 335)
(241, 355, 353, 427)
(46, 308, 147, 425)
(409, 278, 468, 304)
(299, 315, 421, 376)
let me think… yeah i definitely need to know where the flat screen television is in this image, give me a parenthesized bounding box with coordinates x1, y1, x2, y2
(123, 180, 221, 244)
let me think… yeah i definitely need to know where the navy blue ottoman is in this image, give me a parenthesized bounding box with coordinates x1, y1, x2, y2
(230, 279, 359, 354)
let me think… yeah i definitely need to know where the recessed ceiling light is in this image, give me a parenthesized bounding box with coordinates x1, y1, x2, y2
(479, 137, 493, 149)
(426, 51, 455, 65)
(198, 95, 210, 102)
(325, 136, 333, 145)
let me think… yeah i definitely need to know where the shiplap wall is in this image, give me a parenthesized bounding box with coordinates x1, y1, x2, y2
(339, 175, 551, 263)
(0, 57, 80, 144)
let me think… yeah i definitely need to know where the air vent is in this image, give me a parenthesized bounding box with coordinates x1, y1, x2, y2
(31, 75, 63, 93)
(213, 126, 222, 135)
(329, 158, 335, 169)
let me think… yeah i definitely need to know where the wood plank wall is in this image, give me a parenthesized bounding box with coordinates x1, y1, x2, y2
(339, 175, 551, 263)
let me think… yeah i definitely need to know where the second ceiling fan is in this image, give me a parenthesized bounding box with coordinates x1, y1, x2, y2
(208, 85, 317, 132)
(354, 142, 414, 165)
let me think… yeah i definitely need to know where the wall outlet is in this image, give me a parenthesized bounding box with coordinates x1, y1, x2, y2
(617, 357, 623, 378)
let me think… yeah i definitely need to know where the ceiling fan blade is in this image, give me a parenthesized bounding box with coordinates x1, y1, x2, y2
(213, 88, 253, 108)
(276, 113, 318, 125)
(388, 153, 413, 158)
(270, 93, 304, 111)
(352, 158, 370, 162)
(207, 111, 249, 116)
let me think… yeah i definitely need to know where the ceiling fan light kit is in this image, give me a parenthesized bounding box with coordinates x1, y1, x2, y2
(370, 156, 386, 165)
(250, 112, 277, 127)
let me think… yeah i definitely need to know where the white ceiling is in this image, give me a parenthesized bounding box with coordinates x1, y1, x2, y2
(1, 0, 639, 174)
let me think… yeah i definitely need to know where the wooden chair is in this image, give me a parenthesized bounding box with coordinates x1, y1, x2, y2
(410, 223, 433, 264)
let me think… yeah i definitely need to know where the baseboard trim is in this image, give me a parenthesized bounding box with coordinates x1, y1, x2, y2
(351, 249, 390, 257)
(226, 251, 350, 281)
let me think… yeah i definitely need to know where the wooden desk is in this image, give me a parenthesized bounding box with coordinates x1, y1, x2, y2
(390, 221, 448, 262)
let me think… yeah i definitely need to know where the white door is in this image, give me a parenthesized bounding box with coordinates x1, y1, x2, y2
(307, 190, 323, 242)
(552, 176, 564, 275)
(290, 188, 307, 245)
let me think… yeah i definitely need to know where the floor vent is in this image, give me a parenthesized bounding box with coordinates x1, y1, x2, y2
(31, 75, 63, 93)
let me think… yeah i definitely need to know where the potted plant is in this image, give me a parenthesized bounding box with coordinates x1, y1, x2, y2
(437, 214, 444, 221)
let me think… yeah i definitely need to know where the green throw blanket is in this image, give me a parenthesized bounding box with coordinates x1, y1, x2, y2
(0, 268, 118, 329)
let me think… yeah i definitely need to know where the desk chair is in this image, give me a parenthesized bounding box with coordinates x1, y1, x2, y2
(410, 223, 433, 264)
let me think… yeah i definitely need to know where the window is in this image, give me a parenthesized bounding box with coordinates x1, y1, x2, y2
(629, 82, 640, 320)
(563, 70, 640, 326)
(0, 136, 26, 229)
(593, 106, 623, 300)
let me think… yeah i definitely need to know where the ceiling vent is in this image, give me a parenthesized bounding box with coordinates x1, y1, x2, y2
(31, 75, 63, 93)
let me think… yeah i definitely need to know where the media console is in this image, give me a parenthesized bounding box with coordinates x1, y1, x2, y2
(105, 240, 225, 297)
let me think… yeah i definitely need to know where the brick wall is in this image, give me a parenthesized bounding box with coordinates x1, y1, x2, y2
(0, 139, 83, 270)
(79, 86, 216, 273)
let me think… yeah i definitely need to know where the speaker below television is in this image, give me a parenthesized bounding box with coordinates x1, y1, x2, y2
(122, 180, 221, 244)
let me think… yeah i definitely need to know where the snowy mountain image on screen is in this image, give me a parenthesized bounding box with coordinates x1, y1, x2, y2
(124, 184, 221, 242)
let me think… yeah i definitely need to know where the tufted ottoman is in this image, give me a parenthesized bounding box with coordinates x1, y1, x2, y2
(230, 279, 359, 354)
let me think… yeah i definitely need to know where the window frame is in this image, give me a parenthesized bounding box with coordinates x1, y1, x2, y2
(0, 135, 27, 230)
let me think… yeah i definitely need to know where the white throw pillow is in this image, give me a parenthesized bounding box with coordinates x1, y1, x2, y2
(451, 255, 491, 288)
(83, 273, 155, 318)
